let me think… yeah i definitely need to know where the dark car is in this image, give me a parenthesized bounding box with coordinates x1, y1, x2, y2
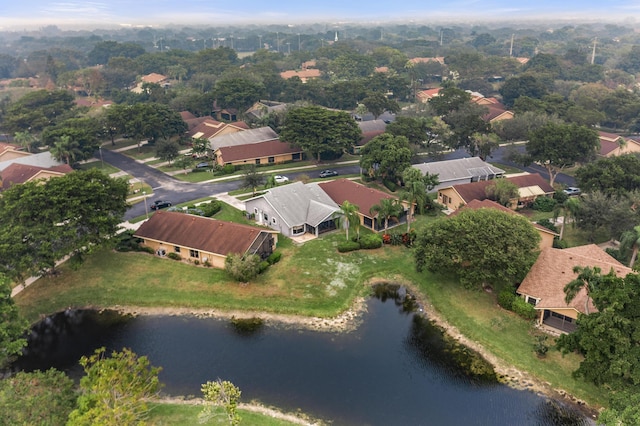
(195, 161, 209, 169)
(150, 200, 172, 210)
(319, 170, 339, 178)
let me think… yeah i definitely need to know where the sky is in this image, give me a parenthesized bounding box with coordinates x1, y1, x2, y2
(0, 0, 639, 29)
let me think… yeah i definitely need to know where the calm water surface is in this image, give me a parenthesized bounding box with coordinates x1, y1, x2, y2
(14, 287, 587, 425)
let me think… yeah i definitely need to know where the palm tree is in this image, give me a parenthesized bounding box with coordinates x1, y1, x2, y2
(400, 167, 439, 232)
(13, 130, 38, 153)
(370, 198, 403, 234)
(564, 266, 602, 315)
(553, 196, 581, 240)
(50, 135, 81, 165)
(337, 201, 360, 241)
(619, 225, 640, 268)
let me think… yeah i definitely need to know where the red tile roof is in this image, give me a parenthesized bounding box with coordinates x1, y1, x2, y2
(451, 174, 554, 204)
(216, 139, 303, 163)
(318, 179, 395, 218)
(517, 245, 631, 314)
(280, 69, 322, 80)
(0, 142, 21, 154)
(134, 211, 271, 256)
(141, 73, 167, 84)
(1, 162, 73, 190)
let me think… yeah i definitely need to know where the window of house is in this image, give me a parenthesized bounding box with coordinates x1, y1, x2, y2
(272, 217, 277, 224)
(292, 153, 301, 161)
(526, 297, 537, 306)
(255, 159, 261, 165)
(263, 213, 268, 221)
(254, 208, 258, 214)
(268, 156, 275, 163)
(292, 225, 305, 235)
(174, 246, 181, 253)
(189, 249, 199, 258)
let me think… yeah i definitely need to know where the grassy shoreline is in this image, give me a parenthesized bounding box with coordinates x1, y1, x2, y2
(13, 226, 607, 420)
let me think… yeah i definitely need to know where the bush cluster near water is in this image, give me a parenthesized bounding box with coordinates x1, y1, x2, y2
(498, 288, 537, 320)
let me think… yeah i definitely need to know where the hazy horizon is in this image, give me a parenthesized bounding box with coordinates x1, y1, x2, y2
(1, 0, 638, 30)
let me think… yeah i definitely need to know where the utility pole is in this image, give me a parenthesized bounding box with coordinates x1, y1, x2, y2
(509, 34, 514, 57)
(591, 37, 597, 65)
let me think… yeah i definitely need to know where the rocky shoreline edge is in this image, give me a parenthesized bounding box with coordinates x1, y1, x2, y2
(104, 277, 600, 424)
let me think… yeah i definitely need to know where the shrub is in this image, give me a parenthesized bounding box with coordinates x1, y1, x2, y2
(194, 259, 200, 265)
(201, 200, 223, 217)
(140, 246, 155, 255)
(382, 234, 391, 244)
(337, 241, 361, 252)
(497, 288, 516, 310)
(225, 253, 261, 282)
(383, 179, 397, 192)
(511, 297, 537, 320)
(390, 233, 403, 245)
(114, 230, 143, 252)
(531, 196, 556, 212)
(553, 238, 568, 249)
(359, 234, 383, 249)
(222, 164, 235, 174)
(203, 260, 211, 267)
(167, 252, 181, 261)
(266, 251, 281, 265)
(536, 218, 558, 233)
(258, 260, 269, 274)
(534, 334, 549, 357)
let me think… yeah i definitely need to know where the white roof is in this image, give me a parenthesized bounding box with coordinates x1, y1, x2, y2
(247, 181, 340, 228)
(412, 157, 504, 182)
(209, 127, 278, 150)
(0, 151, 65, 172)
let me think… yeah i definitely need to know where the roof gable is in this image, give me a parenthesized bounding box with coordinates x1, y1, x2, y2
(413, 157, 504, 183)
(318, 179, 394, 217)
(517, 245, 632, 314)
(451, 174, 554, 204)
(134, 211, 272, 256)
(217, 139, 303, 163)
(209, 127, 278, 149)
(1, 162, 72, 190)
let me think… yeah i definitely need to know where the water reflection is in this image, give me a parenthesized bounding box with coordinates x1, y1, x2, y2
(9, 285, 589, 425)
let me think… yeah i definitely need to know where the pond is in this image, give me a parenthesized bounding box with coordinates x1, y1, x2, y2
(12, 285, 588, 425)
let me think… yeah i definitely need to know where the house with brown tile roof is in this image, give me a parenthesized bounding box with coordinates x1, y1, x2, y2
(453, 199, 558, 250)
(516, 245, 632, 333)
(133, 211, 278, 268)
(436, 173, 555, 212)
(353, 120, 388, 154)
(187, 118, 248, 141)
(0, 162, 73, 191)
(279, 68, 322, 83)
(0, 142, 29, 162)
(416, 88, 441, 103)
(597, 131, 640, 157)
(131, 73, 169, 93)
(318, 179, 408, 231)
(215, 139, 304, 167)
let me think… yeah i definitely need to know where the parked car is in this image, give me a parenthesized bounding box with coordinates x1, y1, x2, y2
(319, 170, 339, 178)
(150, 200, 172, 210)
(195, 162, 209, 169)
(563, 187, 581, 196)
(274, 175, 289, 183)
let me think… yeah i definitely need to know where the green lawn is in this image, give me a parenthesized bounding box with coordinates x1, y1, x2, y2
(14, 211, 608, 413)
(77, 161, 121, 175)
(148, 403, 307, 426)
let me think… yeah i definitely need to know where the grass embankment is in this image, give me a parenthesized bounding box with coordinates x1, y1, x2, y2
(14, 212, 608, 413)
(147, 403, 308, 426)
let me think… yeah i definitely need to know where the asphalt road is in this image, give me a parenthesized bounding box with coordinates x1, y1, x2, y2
(99, 143, 575, 221)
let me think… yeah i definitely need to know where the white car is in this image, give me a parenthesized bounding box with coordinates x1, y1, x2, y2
(274, 175, 289, 184)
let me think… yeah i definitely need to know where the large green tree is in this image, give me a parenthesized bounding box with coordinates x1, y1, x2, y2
(414, 208, 540, 288)
(361, 92, 400, 119)
(0, 368, 76, 425)
(0, 169, 129, 282)
(359, 133, 412, 183)
(68, 347, 162, 425)
(0, 274, 28, 368)
(575, 154, 640, 197)
(214, 77, 267, 115)
(525, 122, 599, 186)
(280, 106, 361, 162)
(3, 89, 75, 133)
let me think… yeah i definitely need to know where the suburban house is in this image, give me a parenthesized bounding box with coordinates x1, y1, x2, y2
(208, 126, 303, 166)
(0, 150, 69, 174)
(279, 68, 322, 83)
(412, 157, 505, 192)
(318, 179, 408, 232)
(215, 139, 304, 167)
(131, 73, 169, 93)
(516, 245, 632, 333)
(244, 181, 340, 238)
(353, 119, 388, 154)
(245, 100, 287, 122)
(134, 211, 278, 268)
(187, 117, 248, 142)
(0, 142, 29, 162)
(598, 131, 640, 157)
(452, 199, 558, 250)
(436, 173, 555, 211)
(416, 88, 441, 103)
(0, 162, 73, 191)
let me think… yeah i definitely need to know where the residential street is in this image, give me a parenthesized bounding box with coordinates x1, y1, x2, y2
(98, 144, 576, 221)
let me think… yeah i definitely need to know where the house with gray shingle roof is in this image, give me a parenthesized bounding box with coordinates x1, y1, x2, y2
(517, 245, 632, 334)
(244, 181, 340, 238)
(209, 127, 278, 151)
(413, 157, 505, 192)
